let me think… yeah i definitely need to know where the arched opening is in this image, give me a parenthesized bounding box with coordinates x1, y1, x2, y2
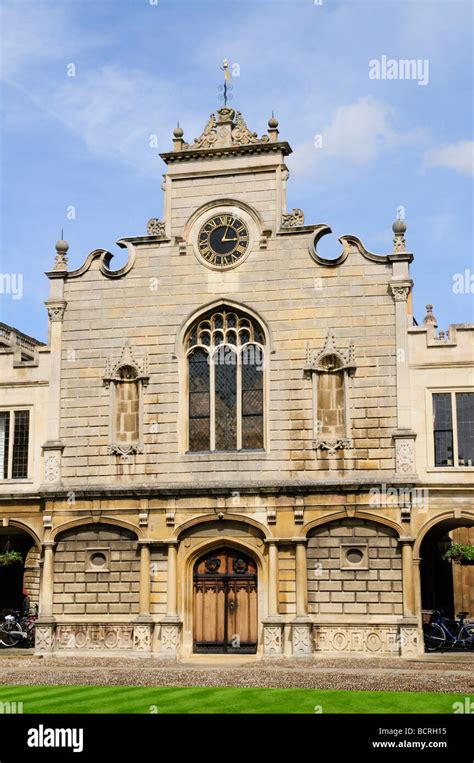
(0, 526, 39, 616)
(193, 546, 258, 654)
(420, 518, 474, 620)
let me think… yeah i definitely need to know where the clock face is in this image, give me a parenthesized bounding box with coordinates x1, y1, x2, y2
(197, 214, 249, 267)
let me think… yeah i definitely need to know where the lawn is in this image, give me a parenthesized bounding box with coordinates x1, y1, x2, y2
(0, 686, 470, 714)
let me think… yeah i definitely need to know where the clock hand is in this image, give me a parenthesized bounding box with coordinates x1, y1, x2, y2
(221, 218, 236, 243)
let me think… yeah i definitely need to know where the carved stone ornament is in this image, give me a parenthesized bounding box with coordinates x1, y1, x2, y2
(161, 624, 180, 654)
(185, 108, 270, 151)
(35, 626, 55, 652)
(55, 625, 134, 651)
(103, 341, 149, 388)
(292, 624, 313, 655)
(147, 218, 166, 236)
(107, 444, 144, 457)
(395, 438, 415, 474)
(314, 437, 353, 456)
(263, 624, 284, 655)
(281, 208, 305, 228)
(133, 624, 152, 652)
(399, 627, 419, 657)
(305, 330, 356, 373)
(46, 303, 66, 322)
(44, 454, 60, 482)
(390, 284, 411, 302)
(314, 626, 400, 654)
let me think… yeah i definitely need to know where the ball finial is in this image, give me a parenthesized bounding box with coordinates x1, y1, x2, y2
(173, 122, 184, 138)
(55, 238, 69, 254)
(268, 112, 279, 129)
(392, 218, 407, 235)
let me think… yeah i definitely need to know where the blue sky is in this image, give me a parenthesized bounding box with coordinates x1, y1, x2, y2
(0, 0, 472, 343)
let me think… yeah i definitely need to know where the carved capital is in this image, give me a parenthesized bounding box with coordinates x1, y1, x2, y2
(389, 283, 411, 302)
(46, 302, 66, 322)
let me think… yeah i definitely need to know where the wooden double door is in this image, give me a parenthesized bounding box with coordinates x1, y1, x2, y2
(193, 547, 258, 653)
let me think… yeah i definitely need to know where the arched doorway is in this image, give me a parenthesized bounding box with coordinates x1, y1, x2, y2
(420, 519, 474, 619)
(0, 527, 39, 615)
(193, 547, 258, 654)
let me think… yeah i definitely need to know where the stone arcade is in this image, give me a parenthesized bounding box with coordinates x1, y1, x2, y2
(0, 102, 473, 659)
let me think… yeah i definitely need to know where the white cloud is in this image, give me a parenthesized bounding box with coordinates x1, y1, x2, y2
(424, 141, 474, 177)
(290, 97, 414, 178)
(0, 1, 105, 81)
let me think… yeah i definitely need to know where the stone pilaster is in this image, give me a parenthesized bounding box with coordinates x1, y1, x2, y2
(35, 541, 56, 655)
(159, 541, 181, 657)
(43, 248, 67, 483)
(291, 539, 313, 656)
(263, 540, 284, 655)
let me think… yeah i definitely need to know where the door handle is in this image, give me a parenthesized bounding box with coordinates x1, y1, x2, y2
(228, 599, 236, 611)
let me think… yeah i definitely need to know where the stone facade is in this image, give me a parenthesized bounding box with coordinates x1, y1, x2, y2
(0, 105, 472, 658)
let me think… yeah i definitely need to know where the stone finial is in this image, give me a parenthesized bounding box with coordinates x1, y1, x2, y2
(392, 217, 407, 253)
(173, 121, 185, 151)
(423, 304, 438, 328)
(268, 112, 279, 142)
(53, 237, 69, 271)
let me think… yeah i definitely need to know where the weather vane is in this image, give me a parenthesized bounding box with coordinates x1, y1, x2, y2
(219, 59, 233, 106)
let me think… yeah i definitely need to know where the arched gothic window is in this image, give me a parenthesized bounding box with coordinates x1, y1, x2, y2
(186, 309, 265, 452)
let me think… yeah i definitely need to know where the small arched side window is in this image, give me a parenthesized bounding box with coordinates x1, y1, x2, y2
(186, 309, 265, 452)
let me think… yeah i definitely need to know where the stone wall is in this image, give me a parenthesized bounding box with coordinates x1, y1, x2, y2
(53, 525, 140, 616)
(307, 519, 403, 616)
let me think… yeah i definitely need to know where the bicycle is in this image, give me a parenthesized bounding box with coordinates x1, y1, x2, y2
(423, 609, 474, 652)
(0, 605, 38, 648)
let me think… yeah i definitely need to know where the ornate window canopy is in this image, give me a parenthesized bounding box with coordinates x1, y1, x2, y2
(103, 341, 149, 388)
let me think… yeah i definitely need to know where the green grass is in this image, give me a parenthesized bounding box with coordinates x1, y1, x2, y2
(0, 686, 470, 714)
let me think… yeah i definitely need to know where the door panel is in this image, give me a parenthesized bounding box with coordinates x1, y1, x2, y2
(193, 547, 257, 653)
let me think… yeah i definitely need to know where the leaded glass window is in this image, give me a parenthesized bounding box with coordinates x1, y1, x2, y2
(0, 410, 29, 479)
(186, 309, 265, 452)
(433, 391, 474, 467)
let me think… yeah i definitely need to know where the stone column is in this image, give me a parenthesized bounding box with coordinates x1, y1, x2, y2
(139, 542, 151, 617)
(167, 542, 178, 618)
(268, 541, 279, 617)
(133, 541, 153, 656)
(160, 541, 181, 657)
(398, 537, 419, 657)
(400, 539, 415, 616)
(35, 541, 56, 655)
(263, 540, 284, 656)
(291, 539, 313, 657)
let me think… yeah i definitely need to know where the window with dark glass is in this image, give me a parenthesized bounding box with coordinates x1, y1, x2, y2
(0, 410, 29, 479)
(433, 393, 453, 466)
(186, 309, 265, 452)
(433, 392, 473, 467)
(456, 392, 474, 466)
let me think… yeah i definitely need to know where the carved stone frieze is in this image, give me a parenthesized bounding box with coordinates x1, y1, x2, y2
(281, 208, 305, 228)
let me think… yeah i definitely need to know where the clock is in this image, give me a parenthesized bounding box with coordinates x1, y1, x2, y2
(197, 214, 249, 267)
